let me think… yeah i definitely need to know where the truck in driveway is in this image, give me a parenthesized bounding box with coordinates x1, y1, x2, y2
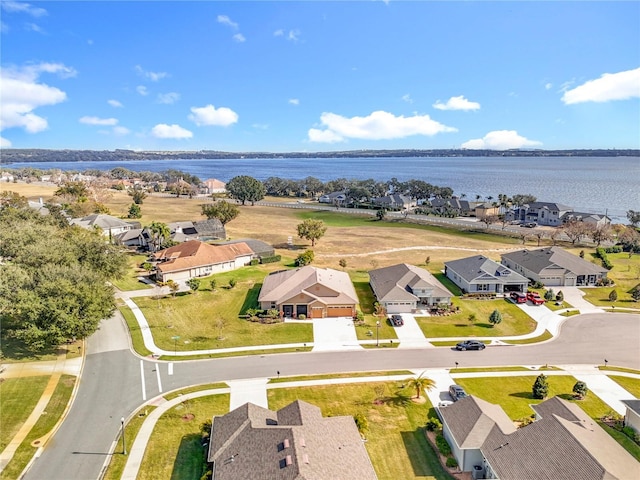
(527, 292, 545, 305)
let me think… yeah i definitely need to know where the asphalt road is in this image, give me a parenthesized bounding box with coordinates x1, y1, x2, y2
(23, 312, 640, 480)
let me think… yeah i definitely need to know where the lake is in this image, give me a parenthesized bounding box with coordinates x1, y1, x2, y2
(5, 156, 638, 222)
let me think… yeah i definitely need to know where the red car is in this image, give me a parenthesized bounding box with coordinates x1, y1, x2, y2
(527, 292, 545, 305)
(510, 292, 527, 304)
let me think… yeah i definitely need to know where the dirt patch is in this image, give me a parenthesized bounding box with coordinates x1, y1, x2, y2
(181, 413, 195, 422)
(411, 396, 427, 404)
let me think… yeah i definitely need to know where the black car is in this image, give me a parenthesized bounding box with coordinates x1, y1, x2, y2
(389, 314, 404, 326)
(449, 384, 468, 402)
(455, 340, 486, 351)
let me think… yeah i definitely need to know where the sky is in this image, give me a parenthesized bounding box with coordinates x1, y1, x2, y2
(1, 0, 639, 152)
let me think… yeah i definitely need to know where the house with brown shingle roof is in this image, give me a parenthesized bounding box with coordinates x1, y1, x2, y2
(154, 240, 253, 282)
(439, 395, 640, 479)
(369, 263, 452, 313)
(258, 266, 358, 319)
(501, 246, 608, 286)
(208, 400, 377, 480)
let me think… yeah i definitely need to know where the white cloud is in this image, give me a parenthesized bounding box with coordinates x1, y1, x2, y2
(232, 33, 245, 43)
(188, 104, 238, 127)
(307, 110, 457, 143)
(136, 85, 149, 96)
(561, 67, 640, 104)
(108, 99, 123, 108)
(433, 95, 480, 111)
(461, 130, 541, 150)
(1, 1, 47, 17)
(134, 65, 167, 82)
(217, 15, 238, 29)
(252, 123, 269, 130)
(545, 83, 553, 90)
(25, 22, 44, 33)
(288, 98, 300, 106)
(0, 63, 71, 135)
(113, 126, 130, 136)
(288, 29, 301, 42)
(80, 116, 118, 126)
(273, 29, 284, 37)
(157, 92, 180, 104)
(0, 136, 12, 147)
(151, 124, 193, 139)
(402, 94, 413, 104)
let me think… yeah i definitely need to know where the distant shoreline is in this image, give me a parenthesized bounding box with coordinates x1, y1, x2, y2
(2, 148, 639, 163)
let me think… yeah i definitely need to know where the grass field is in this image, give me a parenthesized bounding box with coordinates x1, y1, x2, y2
(0, 376, 49, 452)
(415, 298, 536, 338)
(609, 375, 640, 398)
(111, 253, 153, 291)
(268, 382, 450, 480)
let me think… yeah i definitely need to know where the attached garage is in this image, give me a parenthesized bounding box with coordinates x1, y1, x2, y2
(327, 306, 354, 317)
(384, 301, 416, 314)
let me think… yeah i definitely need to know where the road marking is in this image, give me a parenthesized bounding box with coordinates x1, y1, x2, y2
(168, 363, 174, 375)
(140, 360, 146, 401)
(156, 365, 163, 393)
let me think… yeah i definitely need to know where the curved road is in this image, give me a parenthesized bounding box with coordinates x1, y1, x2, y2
(24, 311, 640, 480)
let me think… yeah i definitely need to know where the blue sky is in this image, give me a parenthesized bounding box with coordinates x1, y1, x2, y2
(1, 0, 639, 152)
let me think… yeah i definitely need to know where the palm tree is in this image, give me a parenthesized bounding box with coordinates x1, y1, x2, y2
(405, 372, 436, 399)
(149, 221, 170, 252)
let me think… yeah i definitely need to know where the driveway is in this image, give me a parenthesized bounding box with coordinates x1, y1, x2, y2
(311, 317, 362, 352)
(394, 313, 432, 348)
(561, 287, 606, 313)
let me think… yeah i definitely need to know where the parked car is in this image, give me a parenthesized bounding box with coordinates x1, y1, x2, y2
(389, 314, 404, 326)
(438, 400, 454, 408)
(527, 292, 545, 305)
(449, 384, 468, 402)
(510, 292, 527, 304)
(455, 340, 486, 351)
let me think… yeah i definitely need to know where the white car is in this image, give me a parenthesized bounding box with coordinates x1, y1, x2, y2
(438, 400, 453, 407)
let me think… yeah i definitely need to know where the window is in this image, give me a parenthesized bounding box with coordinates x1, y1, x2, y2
(476, 284, 489, 291)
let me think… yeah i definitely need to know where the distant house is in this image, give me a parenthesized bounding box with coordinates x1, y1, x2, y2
(510, 202, 573, 226)
(429, 197, 473, 216)
(114, 228, 148, 248)
(444, 255, 528, 294)
(203, 178, 226, 194)
(318, 191, 347, 205)
(154, 239, 253, 282)
(371, 194, 416, 210)
(258, 266, 358, 318)
(168, 219, 226, 242)
(216, 238, 275, 259)
(369, 263, 452, 313)
(473, 203, 500, 219)
(69, 213, 138, 237)
(439, 395, 640, 480)
(622, 400, 640, 436)
(208, 400, 378, 480)
(500, 246, 608, 286)
(561, 211, 611, 227)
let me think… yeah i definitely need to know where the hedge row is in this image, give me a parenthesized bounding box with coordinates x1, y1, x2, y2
(260, 255, 281, 264)
(595, 247, 613, 270)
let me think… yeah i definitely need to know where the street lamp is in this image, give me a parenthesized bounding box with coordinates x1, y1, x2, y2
(376, 321, 380, 347)
(172, 335, 180, 356)
(121, 417, 127, 455)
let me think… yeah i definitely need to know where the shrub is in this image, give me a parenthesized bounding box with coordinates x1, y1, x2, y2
(435, 434, 451, 456)
(632, 286, 640, 302)
(489, 309, 502, 326)
(532, 374, 549, 399)
(260, 255, 282, 264)
(556, 290, 564, 302)
(354, 413, 368, 434)
(596, 247, 613, 269)
(573, 381, 588, 399)
(425, 417, 442, 432)
(249, 258, 259, 266)
(228, 278, 237, 288)
(445, 457, 458, 468)
(298, 314, 306, 320)
(295, 249, 315, 266)
(609, 289, 618, 301)
(544, 289, 555, 301)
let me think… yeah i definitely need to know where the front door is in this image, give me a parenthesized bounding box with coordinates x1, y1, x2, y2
(296, 305, 308, 317)
(283, 305, 293, 317)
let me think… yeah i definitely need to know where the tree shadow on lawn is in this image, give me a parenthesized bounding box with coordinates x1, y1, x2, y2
(170, 433, 206, 480)
(0, 328, 61, 361)
(239, 284, 262, 315)
(509, 391, 535, 399)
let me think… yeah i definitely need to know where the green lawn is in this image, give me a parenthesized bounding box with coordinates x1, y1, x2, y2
(455, 375, 614, 421)
(0, 376, 49, 452)
(503, 330, 554, 344)
(111, 253, 153, 291)
(268, 382, 451, 480)
(133, 395, 229, 480)
(415, 298, 536, 338)
(0, 376, 76, 480)
(269, 370, 414, 384)
(134, 263, 313, 351)
(577, 251, 640, 307)
(609, 376, 640, 398)
(350, 270, 398, 341)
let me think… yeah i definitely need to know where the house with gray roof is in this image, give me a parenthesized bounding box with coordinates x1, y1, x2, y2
(318, 191, 347, 205)
(429, 196, 473, 216)
(216, 238, 275, 259)
(510, 201, 573, 226)
(259, 266, 358, 318)
(561, 211, 611, 227)
(168, 218, 226, 242)
(69, 213, 138, 237)
(369, 263, 452, 313)
(501, 246, 608, 286)
(371, 194, 416, 211)
(208, 400, 377, 480)
(440, 395, 640, 480)
(444, 255, 528, 294)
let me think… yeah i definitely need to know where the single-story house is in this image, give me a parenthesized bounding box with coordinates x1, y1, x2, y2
(445, 255, 528, 294)
(154, 239, 253, 282)
(69, 213, 139, 237)
(429, 196, 474, 216)
(208, 400, 378, 480)
(114, 228, 149, 248)
(203, 178, 226, 194)
(371, 194, 416, 210)
(622, 400, 640, 436)
(474, 203, 500, 219)
(318, 191, 347, 205)
(216, 238, 275, 259)
(509, 202, 573, 226)
(561, 211, 611, 227)
(369, 263, 452, 313)
(168, 219, 226, 242)
(258, 266, 358, 318)
(439, 395, 639, 479)
(500, 246, 608, 286)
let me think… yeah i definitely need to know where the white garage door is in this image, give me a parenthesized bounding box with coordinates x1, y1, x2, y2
(385, 302, 415, 314)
